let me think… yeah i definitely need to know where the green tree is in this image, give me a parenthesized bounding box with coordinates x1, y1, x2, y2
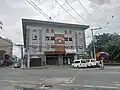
(87, 33, 120, 62)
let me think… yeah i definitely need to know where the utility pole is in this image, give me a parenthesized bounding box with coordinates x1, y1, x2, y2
(27, 49, 30, 68)
(17, 44, 24, 68)
(91, 27, 102, 60)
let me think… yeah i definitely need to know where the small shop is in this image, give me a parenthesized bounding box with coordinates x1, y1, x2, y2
(30, 56, 41, 67)
(63, 49, 76, 65)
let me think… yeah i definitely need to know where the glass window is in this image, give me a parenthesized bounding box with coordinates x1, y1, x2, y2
(79, 33, 81, 35)
(46, 29, 49, 33)
(70, 46, 73, 48)
(81, 60, 86, 63)
(33, 29, 37, 32)
(69, 30, 72, 34)
(51, 29, 54, 33)
(65, 30, 67, 34)
(33, 35, 37, 40)
(51, 36, 55, 40)
(51, 45, 55, 48)
(79, 45, 83, 49)
(91, 60, 95, 62)
(75, 61, 80, 63)
(64, 37, 68, 41)
(69, 37, 72, 41)
(46, 36, 50, 40)
(86, 60, 90, 62)
(46, 45, 50, 48)
(65, 46, 68, 48)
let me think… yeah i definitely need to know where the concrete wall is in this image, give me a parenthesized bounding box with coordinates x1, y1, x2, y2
(0, 37, 13, 56)
(26, 24, 86, 56)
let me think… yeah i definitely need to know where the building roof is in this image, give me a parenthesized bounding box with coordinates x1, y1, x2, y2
(0, 37, 13, 45)
(22, 18, 89, 47)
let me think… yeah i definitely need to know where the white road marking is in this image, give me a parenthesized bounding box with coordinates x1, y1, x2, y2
(68, 72, 80, 83)
(113, 81, 120, 84)
(115, 84, 120, 86)
(59, 84, 120, 89)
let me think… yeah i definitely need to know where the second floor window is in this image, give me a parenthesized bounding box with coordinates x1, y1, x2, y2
(69, 37, 72, 41)
(46, 29, 49, 33)
(33, 35, 37, 40)
(65, 30, 67, 34)
(79, 45, 83, 49)
(51, 29, 54, 33)
(46, 36, 50, 40)
(64, 37, 68, 41)
(69, 30, 72, 34)
(51, 36, 55, 40)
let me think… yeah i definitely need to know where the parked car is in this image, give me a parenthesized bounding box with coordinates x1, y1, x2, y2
(14, 63, 21, 68)
(71, 59, 87, 68)
(96, 60, 100, 67)
(86, 59, 96, 67)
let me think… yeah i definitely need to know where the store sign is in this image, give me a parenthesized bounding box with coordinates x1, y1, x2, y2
(65, 49, 76, 54)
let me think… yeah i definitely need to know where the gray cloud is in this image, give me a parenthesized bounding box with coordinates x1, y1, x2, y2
(89, 0, 111, 6)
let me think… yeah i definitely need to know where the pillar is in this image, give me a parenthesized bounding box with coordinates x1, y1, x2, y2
(74, 54, 77, 60)
(27, 49, 30, 68)
(58, 55, 63, 65)
(41, 55, 46, 66)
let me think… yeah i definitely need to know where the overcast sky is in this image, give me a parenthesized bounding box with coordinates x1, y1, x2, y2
(0, 0, 120, 57)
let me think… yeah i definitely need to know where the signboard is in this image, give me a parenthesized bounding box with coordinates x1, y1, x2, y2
(65, 49, 76, 54)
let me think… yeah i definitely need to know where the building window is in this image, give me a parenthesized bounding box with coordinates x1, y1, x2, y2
(79, 45, 83, 49)
(32, 43, 37, 48)
(46, 44, 50, 49)
(51, 45, 55, 48)
(64, 37, 68, 41)
(51, 29, 54, 33)
(79, 33, 81, 35)
(45, 36, 50, 40)
(69, 37, 72, 41)
(65, 46, 68, 48)
(70, 46, 73, 48)
(69, 30, 72, 34)
(33, 29, 37, 32)
(33, 35, 37, 40)
(65, 30, 67, 34)
(68, 46, 73, 48)
(46, 29, 49, 33)
(51, 36, 55, 40)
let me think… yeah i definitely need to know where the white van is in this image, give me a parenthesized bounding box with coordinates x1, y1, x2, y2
(86, 59, 96, 67)
(71, 59, 87, 68)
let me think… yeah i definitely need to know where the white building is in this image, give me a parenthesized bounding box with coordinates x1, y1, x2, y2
(22, 19, 89, 67)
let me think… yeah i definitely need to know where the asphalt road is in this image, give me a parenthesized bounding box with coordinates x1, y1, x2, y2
(0, 66, 120, 90)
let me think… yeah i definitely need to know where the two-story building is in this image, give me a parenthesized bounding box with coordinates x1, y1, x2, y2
(0, 37, 13, 64)
(22, 19, 89, 67)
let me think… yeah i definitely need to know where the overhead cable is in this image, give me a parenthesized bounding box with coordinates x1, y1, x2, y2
(77, 0, 101, 28)
(65, 0, 91, 25)
(26, 0, 53, 21)
(55, 0, 81, 23)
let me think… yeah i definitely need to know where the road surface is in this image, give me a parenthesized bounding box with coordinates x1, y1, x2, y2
(0, 66, 120, 90)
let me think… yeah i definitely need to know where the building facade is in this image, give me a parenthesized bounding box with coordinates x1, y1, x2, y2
(22, 19, 89, 67)
(0, 37, 13, 63)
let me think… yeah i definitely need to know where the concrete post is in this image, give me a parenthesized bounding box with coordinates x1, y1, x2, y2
(74, 55, 77, 60)
(27, 49, 30, 68)
(58, 55, 63, 65)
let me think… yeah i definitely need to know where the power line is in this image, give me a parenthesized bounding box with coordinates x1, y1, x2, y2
(55, 0, 81, 23)
(77, 0, 101, 28)
(65, 0, 91, 25)
(29, 0, 53, 21)
(26, 0, 53, 21)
